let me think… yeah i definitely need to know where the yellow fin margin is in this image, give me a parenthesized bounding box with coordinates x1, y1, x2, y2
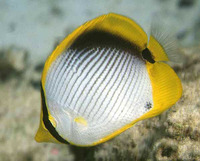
(138, 62, 182, 118)
(42, 13, 148, 87)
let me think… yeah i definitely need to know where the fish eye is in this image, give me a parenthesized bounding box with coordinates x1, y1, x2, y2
(142, 48, 155, 64)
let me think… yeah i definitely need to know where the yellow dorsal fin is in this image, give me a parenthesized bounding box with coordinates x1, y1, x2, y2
(42, 13, 148, 86)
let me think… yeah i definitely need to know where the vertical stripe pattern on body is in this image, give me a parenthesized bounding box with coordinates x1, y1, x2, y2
(44, 45, 153, 145)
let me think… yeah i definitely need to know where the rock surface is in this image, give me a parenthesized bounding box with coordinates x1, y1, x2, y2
(0, 46, 28, 81)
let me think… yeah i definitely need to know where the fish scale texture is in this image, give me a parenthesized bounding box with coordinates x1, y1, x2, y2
(45, 46, 153, 145)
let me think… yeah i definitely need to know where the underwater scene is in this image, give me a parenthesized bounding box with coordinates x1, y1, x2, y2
(0, 0, 200, 160)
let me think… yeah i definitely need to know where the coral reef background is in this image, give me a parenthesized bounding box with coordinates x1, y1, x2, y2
(0, 0, 200, 161)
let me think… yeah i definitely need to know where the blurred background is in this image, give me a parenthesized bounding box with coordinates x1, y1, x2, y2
(0, 0, 200, 161)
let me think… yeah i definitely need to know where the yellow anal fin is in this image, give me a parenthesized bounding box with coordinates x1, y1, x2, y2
(139, 62, 182, 120)
(147, 35, 169, 62)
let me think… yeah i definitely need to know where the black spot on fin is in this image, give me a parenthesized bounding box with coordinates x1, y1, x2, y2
(142, 48, 155, 64)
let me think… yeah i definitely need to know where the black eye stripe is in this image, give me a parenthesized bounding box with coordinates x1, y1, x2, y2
(41, 82, 69, 144)
(142, 48, 155, 64)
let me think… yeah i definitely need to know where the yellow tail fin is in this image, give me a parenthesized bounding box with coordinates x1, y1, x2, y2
(137, 62, 182, 121)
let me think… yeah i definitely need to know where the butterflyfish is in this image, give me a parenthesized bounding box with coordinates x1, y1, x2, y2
(35, 13, 182, 147)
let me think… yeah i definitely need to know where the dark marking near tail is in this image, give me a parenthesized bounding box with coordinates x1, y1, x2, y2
(70, 30, 143, 60)
(145, 102, 152, 110)
(41, 82, 69, 144)
(142, 48, 155, 64)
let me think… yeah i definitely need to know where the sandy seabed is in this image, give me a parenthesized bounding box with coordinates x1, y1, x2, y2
(0, 46, 200, 161)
